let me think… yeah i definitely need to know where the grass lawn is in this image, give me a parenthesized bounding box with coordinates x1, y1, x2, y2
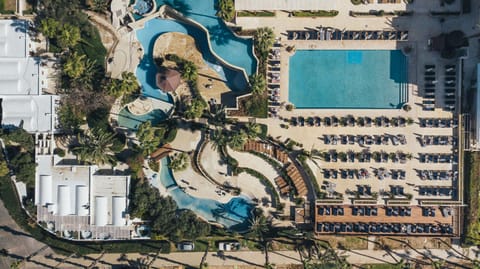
(464, 151, 480, 245)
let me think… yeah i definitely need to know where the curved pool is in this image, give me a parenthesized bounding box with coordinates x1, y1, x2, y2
(136, 18, 249, 100)
(117, 108, 167, 130)
(157, 157, 253, 231)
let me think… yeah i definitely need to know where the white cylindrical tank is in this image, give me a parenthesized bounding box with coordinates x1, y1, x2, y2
(57, 185, 70, 216)
(39, 175, 52, 205)
(94, 196, 108, 226)
(75, 185, 89, 216)
(112, 196, 125, 226)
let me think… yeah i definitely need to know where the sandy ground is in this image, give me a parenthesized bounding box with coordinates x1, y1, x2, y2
(153, 32, 235, 103)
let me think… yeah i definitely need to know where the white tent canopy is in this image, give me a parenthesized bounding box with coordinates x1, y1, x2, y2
(235, 0, 336, 11)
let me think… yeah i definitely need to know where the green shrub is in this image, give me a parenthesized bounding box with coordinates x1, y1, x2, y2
(351, 0, 362, 5)
(54, 148, 66, 157)
(292, 10, 339, 17)
(244, 95, 267, 118)
(87, 107, 111, 130)
(163, 128, 178, 144)
(237, 11, 275, 17)
(111, 133, 126, 153)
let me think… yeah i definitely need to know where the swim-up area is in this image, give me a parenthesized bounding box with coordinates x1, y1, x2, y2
(136, 18, 250, 99)
(288, 50, 408, 109)
(155, 158, 253, 231)
(136, 0, 256, 75)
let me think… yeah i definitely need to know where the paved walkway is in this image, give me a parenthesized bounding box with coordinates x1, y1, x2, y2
(20, 246, 479, 268)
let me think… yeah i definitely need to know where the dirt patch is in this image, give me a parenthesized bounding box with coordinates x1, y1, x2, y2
(3, 0, 16, 12)
(373, 237, 451, 251)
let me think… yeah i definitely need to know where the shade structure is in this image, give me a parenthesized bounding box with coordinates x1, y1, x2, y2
(156, 68, 181, 93)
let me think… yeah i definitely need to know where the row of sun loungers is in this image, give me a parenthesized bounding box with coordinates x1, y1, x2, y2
(419, 153, 456, 163)
(323, 168, 370, 180)
(243, 140, 289, 164)
(418, 170, 457, 181)
(418, 135, 457, 146)
(290, 116, 408, 127)
(287, 29, 408, 41)
(317, 222, 453, 235)
(274, 176, 290, 196)
(419, 118, 457, 128)
(286, 163, 308, 196)
(423, 64, 436, 111)
(444, 65, 456, 111)
(318, 206, 345, 216)
(374, 168, 406, 180)
(243, 141, 308, 196)
(324, 134, 406, 146)
(322, 150, 409, 163)
(267, 48, 281, 116)
(418, 187, 454, 197)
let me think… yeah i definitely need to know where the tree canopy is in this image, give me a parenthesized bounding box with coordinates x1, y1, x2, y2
(129, 180, 210, 240)
(74, 128, 116, 165)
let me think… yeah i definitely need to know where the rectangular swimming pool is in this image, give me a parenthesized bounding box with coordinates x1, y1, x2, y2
(288, 50, 408, 109)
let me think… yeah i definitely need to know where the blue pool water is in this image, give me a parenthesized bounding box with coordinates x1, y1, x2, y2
(134, 0, 153, 15)
(117, 108, 167, 130)
(136, 18, 248, 96)
(288, 50, 408, 109)
(141, 0, 256, 76)
(158, 157, 254, 231)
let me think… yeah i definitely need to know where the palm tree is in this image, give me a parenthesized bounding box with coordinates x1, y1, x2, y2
(74, 128, 116, 165)
(248, 215, 272, 268)
(168, 152, 189, 171)
(254, 27, 275, 54)
(216, 0, 235, 21)
(248, 74, 266, 95)
(74, 59, 99, 89)
(64, 52, 86, 79)
(119, 71, 140, 95)
(228, 130, 247, 150)
(180, 61, 198, 82)
(245, 122, 261, 139)
(39, 18, 59, 39)
(58, 23, 81, 49)
(210, 128, 227, 152)
(91, 0, 109, 13)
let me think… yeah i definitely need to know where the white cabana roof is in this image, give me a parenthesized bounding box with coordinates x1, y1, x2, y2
(235, 0, 336, 11)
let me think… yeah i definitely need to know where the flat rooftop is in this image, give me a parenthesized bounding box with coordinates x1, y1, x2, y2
(0, 20, 29, 58)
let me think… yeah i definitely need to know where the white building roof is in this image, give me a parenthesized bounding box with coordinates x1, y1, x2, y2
(1, 95, 59, 133)
(0, 57, 40, 95)
(235, 0, 335, 11)
(0, 20, 29, 58)
(91, 175, 130, 226)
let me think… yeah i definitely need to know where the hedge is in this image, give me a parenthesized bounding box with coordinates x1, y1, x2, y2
(237, 11, 275, 17)
(292, 10, 339, 17)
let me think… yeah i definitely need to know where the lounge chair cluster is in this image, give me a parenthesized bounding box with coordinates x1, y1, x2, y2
(290, 116, 408, 127)
(316, 222, 453, 235)
(324, 168, 370, 180)
(418, 135, 457, 146)
(286, 28, 408, 41)
(444, 65, 456, 111)
(323, 134, 406, 146)
(386, 207, 411, 217)
(419, 118, 457, 128)
(419, 153, 456, 163)
(418, 187, 454, 197)
(317, 206, 344, 216)
(374, 168, 406, 180)
(322, 150, 409, 164)
(352, 206, 378, 216)
(423, 64, 436, 110)
(274, 176, 290, 196)
(418, 170, 457, 181)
